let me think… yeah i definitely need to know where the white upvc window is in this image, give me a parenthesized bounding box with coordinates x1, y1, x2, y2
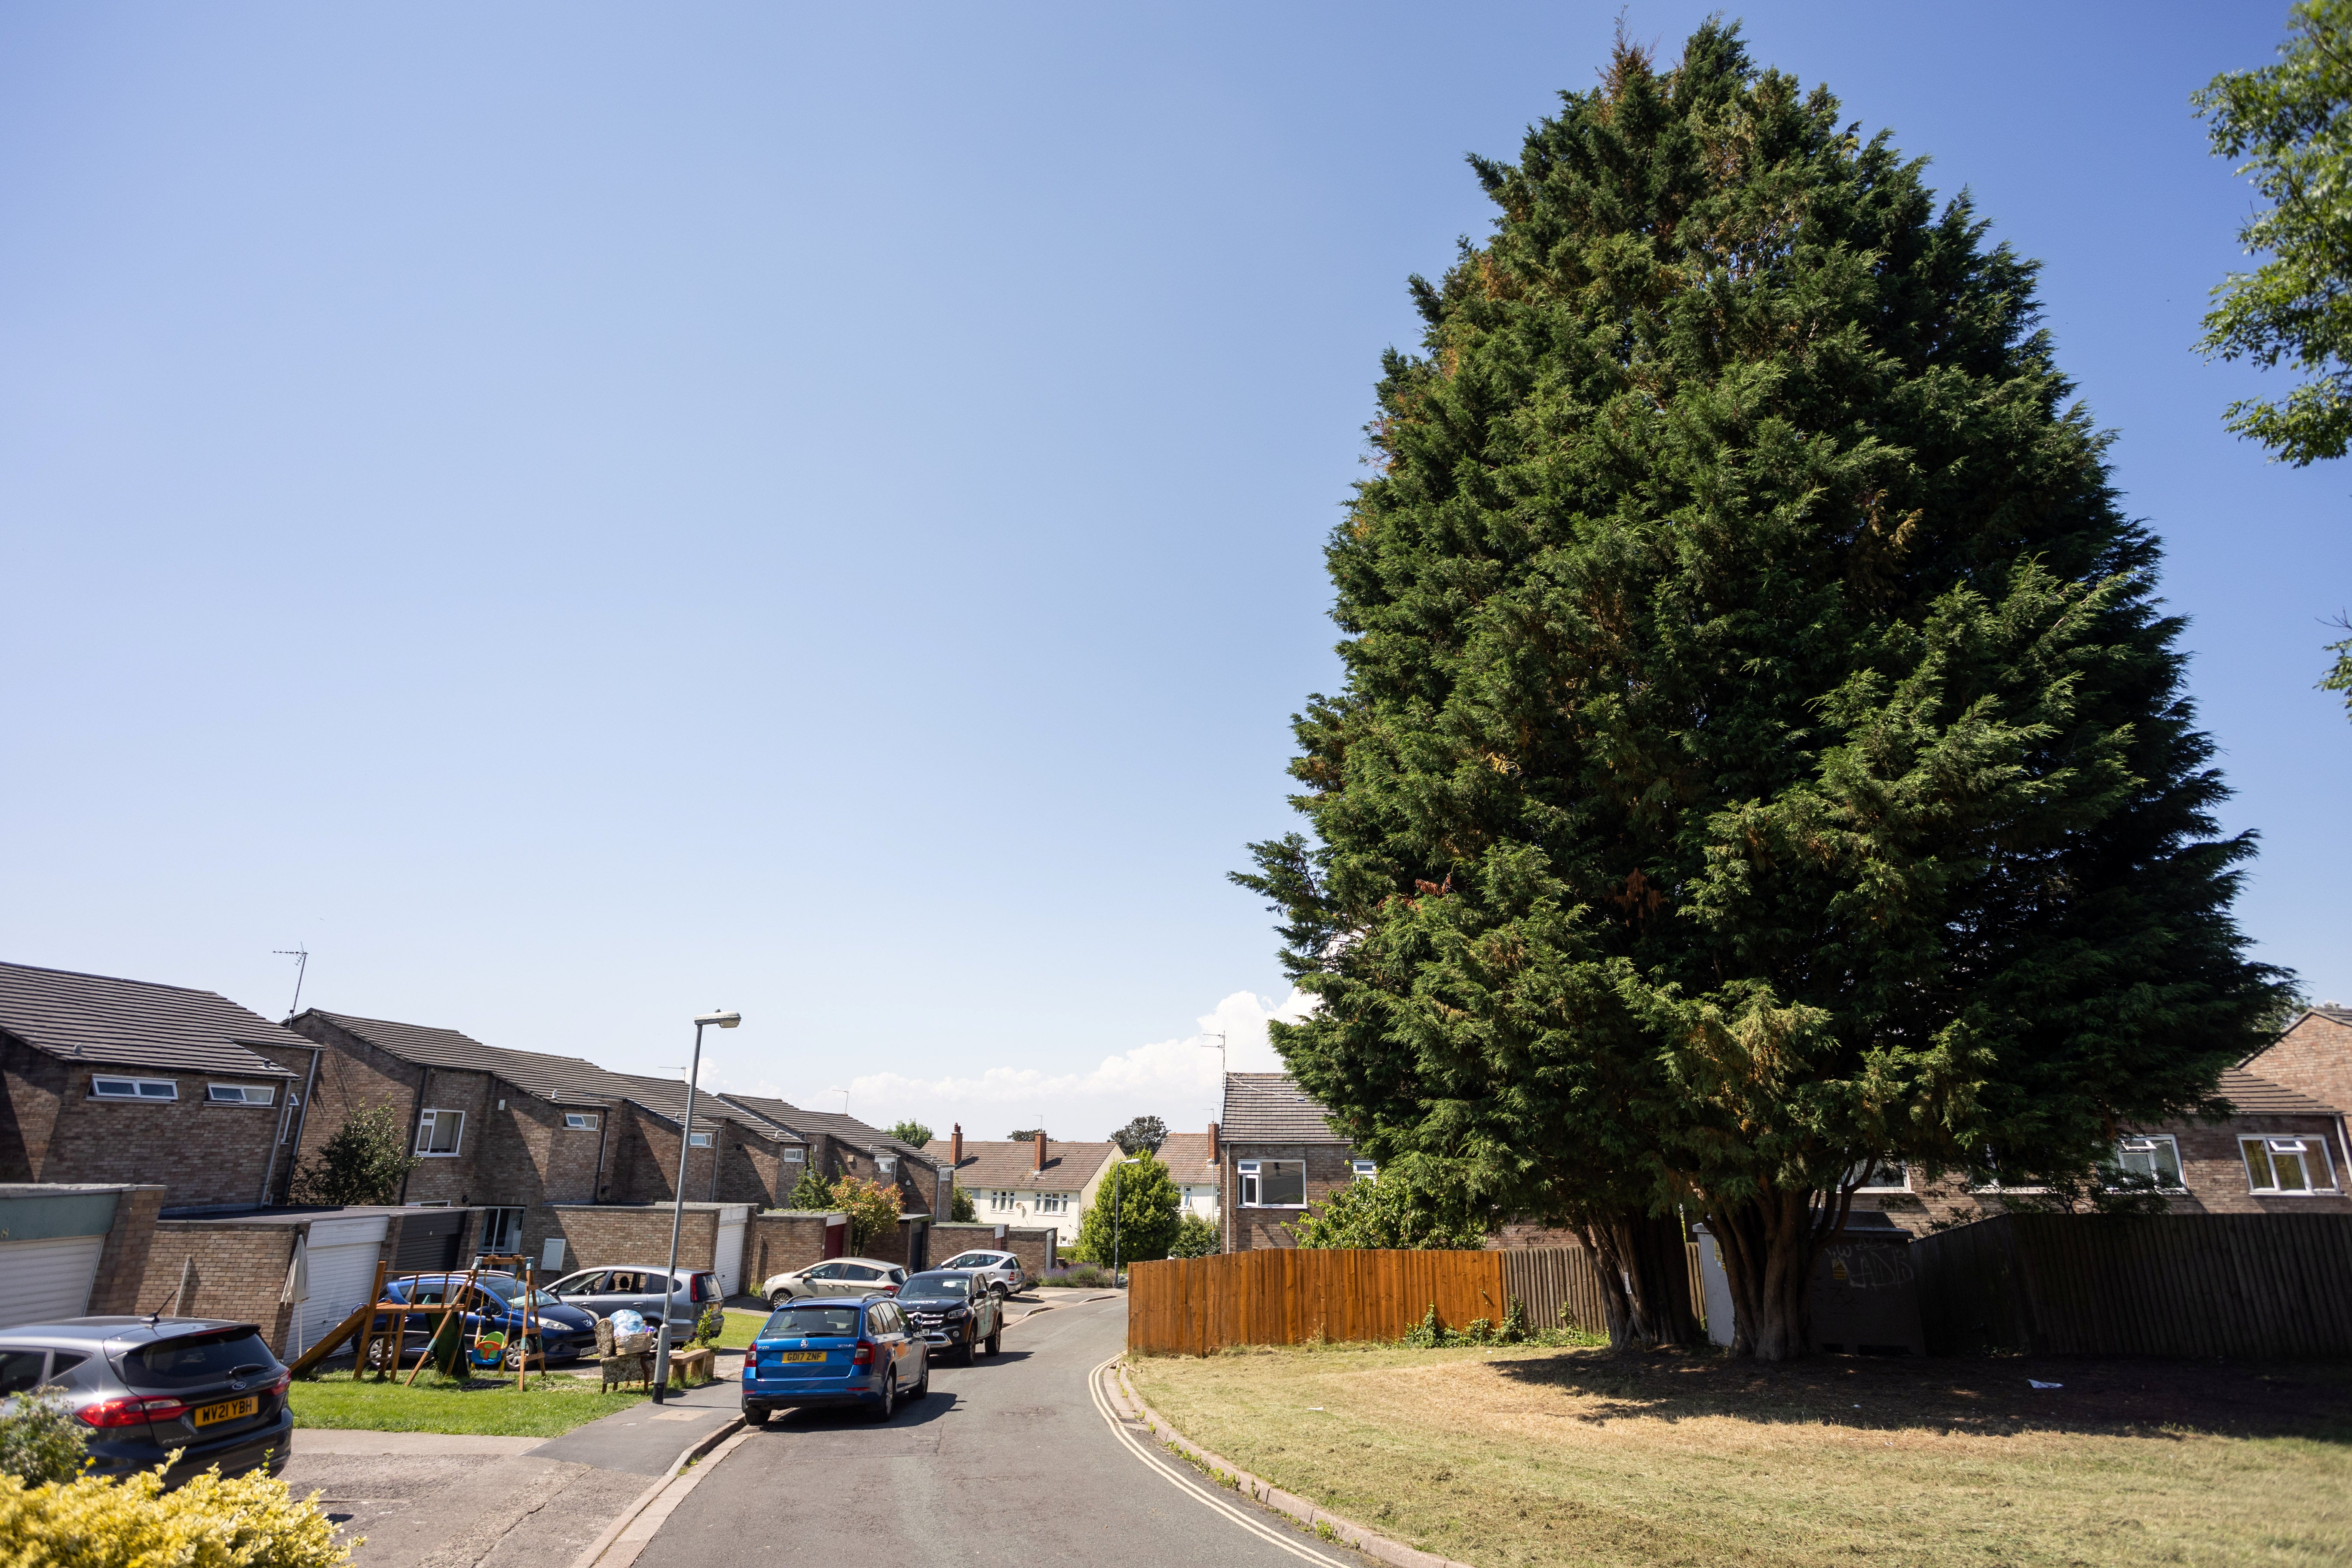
(782, 1147, 805, 1162)
(2242, 1135, 2338, 1194)
(877, 1156, 897, 1176)
(2113, 1136, 2184, 1189)
(990, 1190, 1016, 1213)
(206, 1083, 276, 1106)
(91, 1077, 176, 1101)
(415, 1108, 464, 1155)
(1843, 1159, 1909, 1192)
(1351, 1160, 1378, 1181)
(689, 1131, 714, 1148)
(1037, 1192, 1066, 1214)
(1237, 1159, 1306, 1207)
(564, 1112, 599, 1130)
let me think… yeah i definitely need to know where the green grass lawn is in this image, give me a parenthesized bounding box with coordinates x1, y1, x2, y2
(288, 1371, 649, 1438)
(710, 1308, 766, 1351)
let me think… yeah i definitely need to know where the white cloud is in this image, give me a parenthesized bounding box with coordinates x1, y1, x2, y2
(779, 987, 1314, 1143)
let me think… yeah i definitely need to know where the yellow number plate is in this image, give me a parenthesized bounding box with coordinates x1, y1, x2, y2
(193, 1396, 258, 1427)
(771, 1351, 826, 1363)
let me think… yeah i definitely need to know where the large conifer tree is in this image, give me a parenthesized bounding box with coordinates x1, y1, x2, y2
(1237, 24, 2287, 1360)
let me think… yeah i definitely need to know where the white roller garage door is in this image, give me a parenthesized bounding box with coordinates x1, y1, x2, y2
(0, 1235, 105, 1329)
(714, 1207, 749, 1298)
(285, 1216, 389, 1358)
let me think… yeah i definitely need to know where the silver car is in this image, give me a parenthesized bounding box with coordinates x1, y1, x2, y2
(936, 1249, 1026, 1298)
(544, 1265, 722, 1332)
(759, 1257, 906, 1308)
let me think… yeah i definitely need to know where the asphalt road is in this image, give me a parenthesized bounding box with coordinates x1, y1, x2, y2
(633, 1295, 1361, 1568)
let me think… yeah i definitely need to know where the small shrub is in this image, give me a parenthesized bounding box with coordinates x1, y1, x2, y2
(692, 1303, 724, 1347)
(1462, 1317, 1496, 1346)
(1401, 1304, 1447, 1348)
(1501, 1296, 1530, 1344)
(0, 1460, 352, 1568)
(0, 1392, 88, 1485)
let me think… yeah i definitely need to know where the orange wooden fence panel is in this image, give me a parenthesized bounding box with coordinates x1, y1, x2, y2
(1127, 1248, 1506, 1355)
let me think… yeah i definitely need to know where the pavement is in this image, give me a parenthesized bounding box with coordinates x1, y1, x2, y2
(629, 1292, 1361, 1568)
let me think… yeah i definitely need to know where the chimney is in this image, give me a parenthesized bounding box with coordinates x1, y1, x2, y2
(1033, 1130, 1047, 1173)
(1207, 1121, 1219, 1163)
(950, 1123, 963, 1170)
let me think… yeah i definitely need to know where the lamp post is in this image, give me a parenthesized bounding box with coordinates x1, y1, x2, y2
(653, 1008, 739, 1403)
(1112, 1156, 1141, 1287)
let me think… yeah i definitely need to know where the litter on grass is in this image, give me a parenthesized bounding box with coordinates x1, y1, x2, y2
(2029, 1379, 2063, 1390)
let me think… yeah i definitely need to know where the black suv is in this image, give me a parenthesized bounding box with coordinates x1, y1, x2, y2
(0, 1318, 294, 1486)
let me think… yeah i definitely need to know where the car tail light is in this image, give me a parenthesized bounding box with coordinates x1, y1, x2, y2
(270, 1369, 293, 1398)
(77, 1396, 189, 1428)
(851, 1341, 875, 1366)
(881, 1284, 898, 1295)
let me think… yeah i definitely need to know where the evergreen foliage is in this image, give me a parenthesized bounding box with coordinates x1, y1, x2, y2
(1286, 1159, 1490, 1250)
(948, 1182, 978, 1222)
(0, 1392, 87, 1486)
(1111, 1115, 1169, 1155)
(288, 1106, 418, 1207)
(1237, 21, 2287, 1358)
(887, 1121, 932, 1148)
(787, 1164, 835, 1211)
(1167, 1213, 1220, 1258)
(1071, 1153, 1180, 1265)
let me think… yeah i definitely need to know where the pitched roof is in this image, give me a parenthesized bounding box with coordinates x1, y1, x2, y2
(303, 1011, 618, 1107)
(2214, 1066, 2342, 1118)
(1157, 1132, 1218, 1182)
(0, 961, 303, 1078)
(609, 1074, 799, 1141)
(950, 1139, 1116, 1194)
(719, 1094, 937, 1169)
(1220, 1073, 1348, 1143)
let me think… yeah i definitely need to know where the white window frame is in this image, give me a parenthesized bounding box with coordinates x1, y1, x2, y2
(1351, 1160, 1378, 1181)
(415, 1108, 465, 1156)
(688, 1131, 714, 1148)
(877, 1155, 897, 1176)
(91, 1077, 176, 1101)
(482, 1207, 525, 1253)
(564, 1112, 599, 1130)
(206, 1083, 276, 1106)
(2242, 1134, 2339, 1195)
(990, 1190, 1016, 1213)
(1237, 1159, 1308, 1208)
(782, 1147, 805, 1162)
(2111, 1135, 2185, 1190)
(1037, 1192, 1066, 1214)
(1843, 1159, 1909, 1193)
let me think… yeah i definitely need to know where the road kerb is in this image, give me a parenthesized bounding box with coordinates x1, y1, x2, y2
(1107, 1360, 1474, 1568)
(570, 1417, 747, 1568)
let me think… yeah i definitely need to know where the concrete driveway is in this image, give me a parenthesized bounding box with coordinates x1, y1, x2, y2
(631, 1294, 1360, 1568)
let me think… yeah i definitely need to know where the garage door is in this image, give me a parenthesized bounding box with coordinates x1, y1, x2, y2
(714, 1207, 748, 1297)
(0, 1235, 105, 1329)
(395, 1210, 464, 1272)
(285, 1216, 389, 1357)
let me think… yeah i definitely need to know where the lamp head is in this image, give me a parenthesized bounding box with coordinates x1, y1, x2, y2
(695, 1010, 742, 1029)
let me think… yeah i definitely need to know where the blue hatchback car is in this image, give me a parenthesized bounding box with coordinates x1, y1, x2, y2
(369, 1273, 598, 1370)
(740, 1295, 928, 1424)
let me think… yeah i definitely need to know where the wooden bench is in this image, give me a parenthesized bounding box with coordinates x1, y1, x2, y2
(668, 1346, 715, 1387)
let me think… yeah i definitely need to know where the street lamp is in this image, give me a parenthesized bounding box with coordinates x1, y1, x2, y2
(1112, 1156, 1141, 1287)
(653, 1008, 739, 1403)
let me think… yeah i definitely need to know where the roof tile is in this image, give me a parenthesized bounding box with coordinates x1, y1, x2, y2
(0, 962, 302, 1078)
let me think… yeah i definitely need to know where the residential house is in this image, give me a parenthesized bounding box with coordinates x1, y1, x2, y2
(1216, 1074, 1370, 1253)
(720, 1093, 945, 1220)
(2245, 1005, 2352, 1124)
(0, 961, 315, 1212)
(1157, 1128, 1221, 1225)
(943, 1128, 1116, 1249)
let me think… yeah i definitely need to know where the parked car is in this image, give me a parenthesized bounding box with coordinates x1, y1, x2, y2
(894, 1270, 1002, 1364)
(739, 1295, 927, 1424)
(366, 1273, 598, 1369)
(543, 1266, 724, 1332)
(0, 1317, 292, 1486)
(936, 1249, 1026, 1298)
(758, 1257, 906, 1308)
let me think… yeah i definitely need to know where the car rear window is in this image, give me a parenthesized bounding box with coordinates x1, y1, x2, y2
(122, 1328, 273, 1388)
(693, 1274, 721, 1302)
(903, 1273, 972, 1296)
(761, 1305, 862, 1337)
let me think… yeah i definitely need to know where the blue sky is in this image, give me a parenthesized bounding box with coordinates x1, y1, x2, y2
(1, 2, 2340, 1142)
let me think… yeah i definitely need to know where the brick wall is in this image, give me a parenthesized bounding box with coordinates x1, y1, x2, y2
(289, 1019, 429, 1189)
(2247, 1013, 2352, 1116)
(549, 1204, 720, 1272)
(748, 1211, 845, 1291)
(88, 1184, 165, 1314)
(3, 1041, 290, 1210)
(604, 1106, 728, 1204)
(244, 1044, 319, 1206)
(1222, 1143, 1360, 1252)
(929, 1221, 1056, 1277)
(137, 1222, 299, 1345)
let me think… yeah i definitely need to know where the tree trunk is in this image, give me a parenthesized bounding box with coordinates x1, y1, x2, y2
(1703, 1184, 1851, 1360)
(1576, 1211, 1704, 1349)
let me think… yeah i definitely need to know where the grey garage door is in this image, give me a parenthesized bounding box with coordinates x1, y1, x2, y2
(0, 1235, 106, 1329)
(394, 1210, 464, 1272)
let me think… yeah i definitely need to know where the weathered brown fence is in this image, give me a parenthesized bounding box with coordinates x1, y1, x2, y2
(1501, 1244, 1707, 1335)
(1127, 1248, 1504, 1355)
(1914, 1213, 2352, 1359)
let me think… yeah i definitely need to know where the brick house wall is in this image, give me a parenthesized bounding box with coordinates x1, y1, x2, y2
(607, 1106, 724, 1205)
(549, 1203, 721, 1272)
(2246, 1012, 2352, 1116)
(748, 1211, 847, 1289)
(1220, 1143, 1362, 1252)
(89, 1184, 166, 1314)
(138, 1221, 300, 1345)
(1, 1039, 293, 1211)
(931, 1222, 1057, 1278)
(289, 1020, 432, 1191)
(466, 1090, 611, 1263)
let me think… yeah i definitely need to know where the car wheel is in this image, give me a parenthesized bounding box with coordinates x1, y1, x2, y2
(985, 1323, 1001, 1356)
(959, 1329, 978, 1366)
(990, 1283, 1008, 1300)
(502, 1336, 542, 1371)
(913, 1353, 931, 1398)
(743, 1405, 770, 1427)
(769, 1291, 790, 1309)
(364, 1336, 401, 1372)
(870, 1370, 896, 1422)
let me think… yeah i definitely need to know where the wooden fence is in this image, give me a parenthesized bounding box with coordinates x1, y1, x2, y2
(1501, 1244, 1706, 1336)
(1127, 1248, 1504, 1356)
(1913, 1213, 2352, 1360)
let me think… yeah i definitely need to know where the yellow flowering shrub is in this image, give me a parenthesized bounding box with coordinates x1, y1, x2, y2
(0, 1460, 353, 1568)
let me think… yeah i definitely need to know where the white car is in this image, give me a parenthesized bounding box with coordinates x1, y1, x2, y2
(759, 1256, 906, 1308)
(936, 1249, 1026, 1298)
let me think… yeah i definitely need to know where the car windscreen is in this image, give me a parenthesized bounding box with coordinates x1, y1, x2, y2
(902, 1274, 972, 1296)
(473, 1278, 565, 1309)
(121, 1328, 273, 1388)
(762, 1306, 862, 1338)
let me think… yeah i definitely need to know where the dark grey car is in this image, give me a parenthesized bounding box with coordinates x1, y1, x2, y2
(542, 1265, 722, 1332)
(0, 1317, 293, 1486)
(893, 1271, 1003, 1364)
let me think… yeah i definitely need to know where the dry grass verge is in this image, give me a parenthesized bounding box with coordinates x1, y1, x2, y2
(1125, 1342, 2352, 1568)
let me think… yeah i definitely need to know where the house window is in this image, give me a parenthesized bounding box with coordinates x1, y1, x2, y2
(2243, 1135, 2337, 1194)
(1038, 1192, 1066, 1213)
(483, 1207, 525, 1253)
(91, 1077, 176, 1101)
(877, 1156, 897, 1176)
(206, 1084, 276, 1106)
(782, 1148, 804, 1162)
(1237, 1160, 1305, 1207)
(2113, 1136, 2184, 1189)
(1843, 1159, 1909, 1193)
(990, 1191, 1016, 1213)
(689, 1132, 714, 1148)
(415, 1109, 464, 1155)
(564, 1113, 599, 1130)
(1351, 1160, 1378, 1181)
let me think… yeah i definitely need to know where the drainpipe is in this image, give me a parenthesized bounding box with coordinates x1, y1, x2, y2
(590, 1103, 611, 1202)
